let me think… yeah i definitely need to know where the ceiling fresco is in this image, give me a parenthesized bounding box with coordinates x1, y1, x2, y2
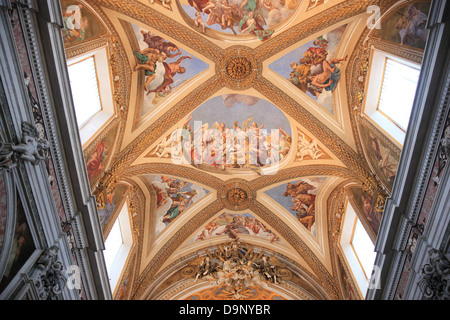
(144, 174, 210, 236)
(268, 24, 348, 114)
(179, 0, 301, 38)
(62, 0, 432, 300)
(125, 22, 209, 117)
(190, 212, 281, 243)
(264, 177, 326, 236)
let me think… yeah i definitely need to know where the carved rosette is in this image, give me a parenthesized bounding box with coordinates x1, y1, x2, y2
(219, 179, 253, 210)
(217, 46, 259, 90)
(227, 188, 248, 205)
(226, 57, 252, 80)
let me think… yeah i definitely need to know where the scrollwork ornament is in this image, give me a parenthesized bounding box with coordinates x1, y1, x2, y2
(32, 246, 67, 300)
(417, 249, 450, 300)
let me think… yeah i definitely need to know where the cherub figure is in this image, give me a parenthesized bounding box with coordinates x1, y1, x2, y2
(9, 121, 50, 165)
(194, 11, 206, 33)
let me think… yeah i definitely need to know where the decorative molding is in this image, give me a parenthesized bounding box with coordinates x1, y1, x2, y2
(216, 46, 259, 90)
(366, 0, 450, 300)
(368, 36, 423, 64)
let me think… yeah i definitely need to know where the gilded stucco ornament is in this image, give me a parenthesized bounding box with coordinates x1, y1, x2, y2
(227, 187, 248, 205)
(226, 57, 252, 81)
(217, 46, 259, 90)
(93, 170, 117, 210)
(220, 179, 253, 210)
(181, 241, 292, 293)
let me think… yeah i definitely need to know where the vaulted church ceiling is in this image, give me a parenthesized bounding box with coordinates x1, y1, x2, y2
(60, 0, 431, 300)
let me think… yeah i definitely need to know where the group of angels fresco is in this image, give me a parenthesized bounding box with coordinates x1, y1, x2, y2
(150, 95, 292, 174)
(183, 0, 300, 39)
(193, 212, 280, 242)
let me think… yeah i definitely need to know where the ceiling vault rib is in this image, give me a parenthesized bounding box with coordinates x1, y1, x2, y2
(124, 163, 224, 190)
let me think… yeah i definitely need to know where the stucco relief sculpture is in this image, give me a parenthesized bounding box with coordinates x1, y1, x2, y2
(417, 249, 450, 300)
(296, 130, 324, 160)
(0, 121, 49, 169)
(31, 246, 67, 300)
(182, 241, 292, 294)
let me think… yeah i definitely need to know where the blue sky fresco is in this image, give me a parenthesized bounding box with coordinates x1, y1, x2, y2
(131, 23, 209, 115)
(268, 25, 348, 115)
(187, 94, 292, 136)
(264, 177, 327, 236)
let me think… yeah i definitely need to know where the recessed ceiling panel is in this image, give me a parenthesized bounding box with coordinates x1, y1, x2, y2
(61, 0, 108, 47)
(145, 175, 210, 236)
(147, 94, 292, 175)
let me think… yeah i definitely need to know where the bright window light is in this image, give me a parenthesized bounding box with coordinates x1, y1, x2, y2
(351, 218, 376, 279)
(104, 219, 123, 270)
(377, 58, 420, 131)
(68, 56, 102, 127)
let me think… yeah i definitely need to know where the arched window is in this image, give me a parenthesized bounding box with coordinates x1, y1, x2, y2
(363, 49, 420, 145)
(340, 201, 377, 297)
(67, 46, 115, 145)
(103, 201, 133, 293)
